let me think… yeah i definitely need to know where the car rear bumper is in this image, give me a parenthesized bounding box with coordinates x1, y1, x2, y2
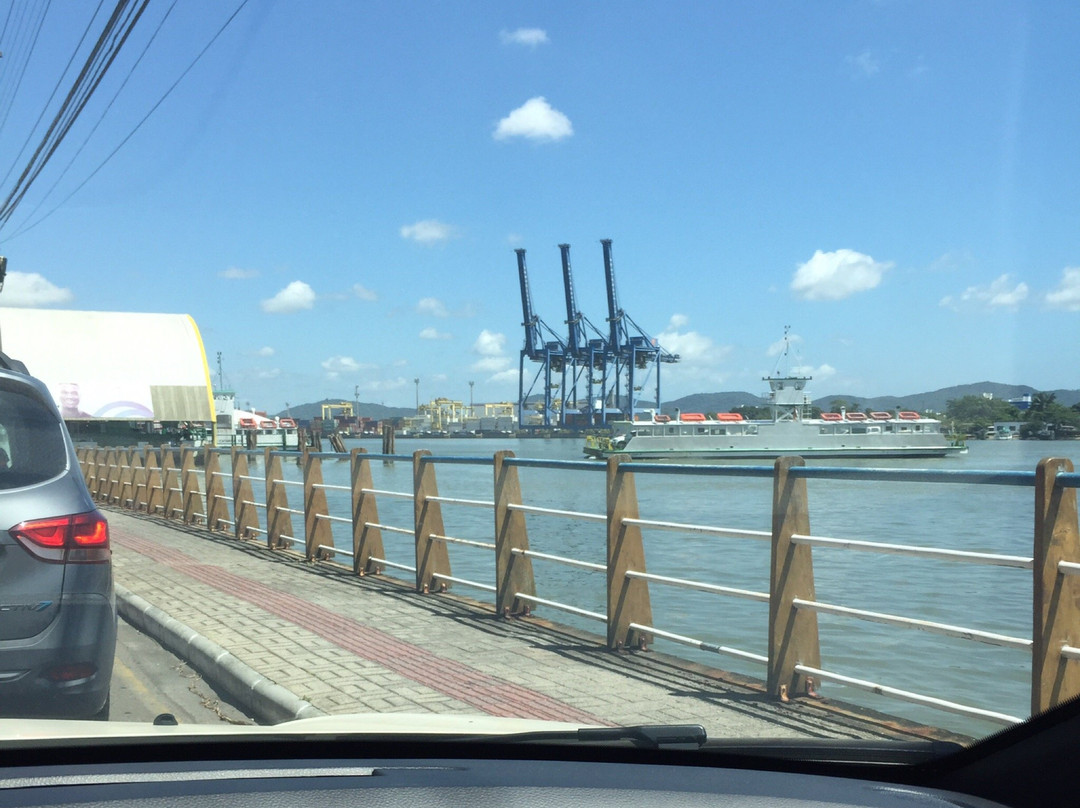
(0, 593, 116, 719)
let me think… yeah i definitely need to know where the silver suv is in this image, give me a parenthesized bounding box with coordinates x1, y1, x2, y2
(0, 359, 115, 719)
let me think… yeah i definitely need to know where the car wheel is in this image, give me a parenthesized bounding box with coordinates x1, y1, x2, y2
(91, 693, 110, 721)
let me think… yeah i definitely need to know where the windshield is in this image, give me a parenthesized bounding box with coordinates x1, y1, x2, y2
(0, 0, 1077, 756)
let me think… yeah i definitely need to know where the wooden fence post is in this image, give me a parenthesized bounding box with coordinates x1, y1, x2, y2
(351, 448, 385, 574)
(265, 448, 293, 549)
(148, 447, 166, 516)
(204, 448, 230, 532)
(160, 446, 180, 520)
(414, 450, 452, 593)
(116, 449, 133, 507)
(606, 456, 653, 650)
(133, 449, 151, 511)
(231, 448, 259, 540)
(768, 456, 821, 700)
(303, 450, 333, 560)
(494, 450, 535, 616)
(1033, 457, 1080, 714)
(181, 447, 204, 525)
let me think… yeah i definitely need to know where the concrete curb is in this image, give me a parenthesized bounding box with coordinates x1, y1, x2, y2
(115, 584, 325, 724)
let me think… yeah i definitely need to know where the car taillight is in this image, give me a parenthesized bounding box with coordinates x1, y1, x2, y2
(10, 511, 110, 563)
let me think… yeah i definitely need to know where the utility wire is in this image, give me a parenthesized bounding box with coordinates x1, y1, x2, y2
(4, 0, 251, 241)
(0, 0, 50, 138)
(0, 0, 106, 192)
(10, 0, 179, 231)
(0, 0, 148, 230)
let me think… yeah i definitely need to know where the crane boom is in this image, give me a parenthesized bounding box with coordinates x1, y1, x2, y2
(560, 243, 587, 357)
(516, 248, 543, 359)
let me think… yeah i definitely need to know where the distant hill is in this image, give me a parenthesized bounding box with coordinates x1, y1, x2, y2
(661, 392, 767, 414)
(663, 383, 1080, 415)
(275, 399, 414, 421)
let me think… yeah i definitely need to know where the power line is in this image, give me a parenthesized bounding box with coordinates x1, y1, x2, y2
(0, 0, 149, 230)
(9, 0, 179, 231)
(0, 0, 51, 139)
(0, 0, 106, 192)
(4, 0, 251, 242)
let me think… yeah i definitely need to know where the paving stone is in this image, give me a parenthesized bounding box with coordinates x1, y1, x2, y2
(106, 508, 918, 741)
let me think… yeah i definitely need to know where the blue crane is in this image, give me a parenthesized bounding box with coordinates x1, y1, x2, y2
(516, 248, 568, 428)
(601, 239, 679, 421)
(559, 243, 610, 427)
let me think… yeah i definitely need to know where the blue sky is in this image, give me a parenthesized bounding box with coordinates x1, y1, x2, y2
(0, 1, 1078, 412)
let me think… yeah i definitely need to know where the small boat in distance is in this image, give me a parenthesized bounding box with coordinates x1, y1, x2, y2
(584, 334, 966, 461)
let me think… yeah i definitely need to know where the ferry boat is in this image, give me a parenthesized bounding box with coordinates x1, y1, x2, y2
(213, 390, 300, 450)
(583, 374, 966, 461)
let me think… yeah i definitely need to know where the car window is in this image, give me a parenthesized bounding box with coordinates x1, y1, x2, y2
(0, 382, 67, 489)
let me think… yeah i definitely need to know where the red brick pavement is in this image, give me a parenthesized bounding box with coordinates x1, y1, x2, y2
(113, 527, 611, 726)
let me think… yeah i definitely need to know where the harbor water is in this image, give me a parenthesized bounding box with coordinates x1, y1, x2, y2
(257, 437, 1078, 738)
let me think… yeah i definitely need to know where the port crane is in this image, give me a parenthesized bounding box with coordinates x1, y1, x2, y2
(559, 243, 611, 427)
(601, 239, 679, 421)
(516, 248, 567, 428)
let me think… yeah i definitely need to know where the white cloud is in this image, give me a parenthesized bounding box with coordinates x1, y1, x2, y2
(400, 219, 457, 244)
(1046, 267, 1080, 311)
(358, 377, 408, 392)
(0, 272, 73, 307)
(261, 280, 316, 313)
(494, 96, 573, 142)
(792, 363, 837, 381)
(942, 274, 1029, 311)
(652, 315, 732, 391)
(219, 266, 258, 280)
(487, 368, 520, 385)
(847, 50, 880, 77)
(353, 283, 377, 301)
(417, 297, 449, 317)
(472, 356, 510, 373)
(321, 356, 376, 375)
(791, 249, 892, 301)
(257, 346, 275, 357)
(257, 368, 281, 379)
(419, 327, 451, 340)
(500, 27, 549, 47)
(472, 329, 507, 356)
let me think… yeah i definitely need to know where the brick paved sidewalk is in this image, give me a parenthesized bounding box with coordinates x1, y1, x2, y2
(107, 508, 915, 740)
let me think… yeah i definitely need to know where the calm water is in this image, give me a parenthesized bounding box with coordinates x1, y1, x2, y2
(237, 437, 1079, 737)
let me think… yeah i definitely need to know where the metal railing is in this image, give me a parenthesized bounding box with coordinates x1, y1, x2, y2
(78, 444, 1080, 735)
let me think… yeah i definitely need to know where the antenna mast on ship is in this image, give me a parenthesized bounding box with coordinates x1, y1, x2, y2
(765, 326, 812, 421)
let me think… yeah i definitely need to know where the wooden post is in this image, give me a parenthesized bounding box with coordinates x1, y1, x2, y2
(89, 449, 106, 499)
(302, 450, 333, 560)
(160, 446, 180, 520)
(606, 456, 653, 649)
(181, 447, 204, 525)
(115, 449, 132, 507)
(133, 449, 152, 511)
(1033, 457, 1080, 714)
(204, 448, 230, 532)
(768, 456, 821, 699)
(414, 450, 452, 593)
(265, 448, 293, 550)
(494, 450, 535, 615)
(381, 423, 395, 457)
(351, 448, 385, 574)
(231, 448, 259, 540)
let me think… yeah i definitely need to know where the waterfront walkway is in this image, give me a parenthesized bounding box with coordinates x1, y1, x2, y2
(109, 507, 929, 741)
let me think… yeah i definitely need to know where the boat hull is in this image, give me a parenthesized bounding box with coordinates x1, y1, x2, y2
(584, 417, 967, 461)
